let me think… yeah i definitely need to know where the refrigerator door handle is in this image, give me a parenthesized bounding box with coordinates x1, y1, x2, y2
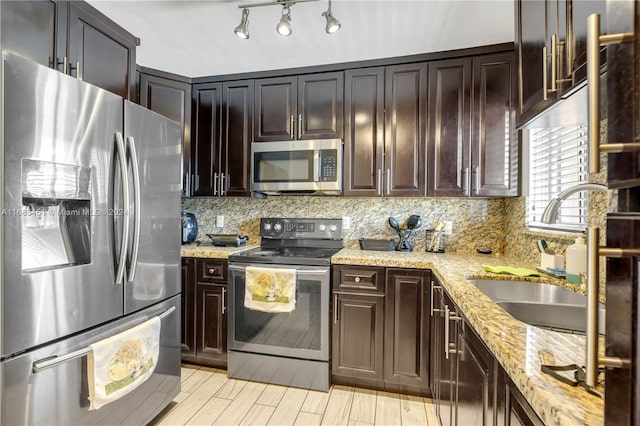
(114, 132, 130, 285)
(31, 306, 177, 374)
(126, 136, 142, 283)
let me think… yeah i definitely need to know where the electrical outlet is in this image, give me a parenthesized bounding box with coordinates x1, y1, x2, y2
(343, 216, 351, 230)
(443, 220, 453, 235)
(216, 215, 224, 228)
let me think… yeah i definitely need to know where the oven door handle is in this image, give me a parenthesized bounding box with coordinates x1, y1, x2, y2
(228, 264, 328, 275)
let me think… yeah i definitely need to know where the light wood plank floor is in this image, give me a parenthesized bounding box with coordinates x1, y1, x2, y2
(149, 364, 438, 426)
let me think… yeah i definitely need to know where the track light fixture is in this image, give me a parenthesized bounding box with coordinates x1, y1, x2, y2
(276, 5, 292, 37)
(234, 8, 250, 39)
(322, 0, 340, 34)
(234, 0, 341, 39)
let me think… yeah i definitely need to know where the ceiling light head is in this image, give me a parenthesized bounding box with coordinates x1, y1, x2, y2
(276, 5, 292, 37)
(322, 1, 341, 34)
(234, 8, 250, 39)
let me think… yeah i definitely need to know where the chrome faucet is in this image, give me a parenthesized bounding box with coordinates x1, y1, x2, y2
(540, 183, 607, 224)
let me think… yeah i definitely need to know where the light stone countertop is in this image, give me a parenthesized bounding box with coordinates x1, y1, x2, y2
(332, 248, 604, 426)
(180, 243, 259, 258)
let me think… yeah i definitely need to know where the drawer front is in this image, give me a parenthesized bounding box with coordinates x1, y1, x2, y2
(333, 266, 385, 293)
(197, 259, 228, 283)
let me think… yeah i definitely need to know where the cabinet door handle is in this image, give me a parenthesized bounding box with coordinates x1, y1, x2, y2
(550, 34, 558, 92)
(220, 173, 226, 196)
(385, 169, 391, 196)
(213, 172, 218, 196)
(462, 167, 469, 195)
(542, 46, 549, 101)
(57, 56, 69, 74)
(444, 305, 450, 359)
(377, 169, 383, 196)
(473, 165, 480, 195)
(298, 114, 303, 139)
(333, 293, 338, 324)
(222, 287, 227, 315)
(291, 115, 295, 139)
(430, 283, 441, 316)
(69, 61, 82, 80)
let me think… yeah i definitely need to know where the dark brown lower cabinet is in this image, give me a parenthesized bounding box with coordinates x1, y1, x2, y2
(331, 266, 430, 395)
(181, 257, 228, 368)
(332, 292, 384, 387)
(455, 319, 496, 426)
(181, 258, 196, 355)
(431, 281, 542, 426)
(384, 269, 430, 394)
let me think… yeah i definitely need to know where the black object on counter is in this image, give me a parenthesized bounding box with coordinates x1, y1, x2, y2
(388, 215, 422, 251)
(181, 212, 198, 244)
(201, 234, 249, 247)
(359, 238, 395, 251)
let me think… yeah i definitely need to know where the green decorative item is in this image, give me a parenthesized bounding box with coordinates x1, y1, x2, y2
(482, 265, 541, 277)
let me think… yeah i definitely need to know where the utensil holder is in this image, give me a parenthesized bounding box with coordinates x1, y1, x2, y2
(425, 230, 446, 253)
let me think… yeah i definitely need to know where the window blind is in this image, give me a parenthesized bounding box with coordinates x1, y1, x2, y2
(527, 124, 589, 231)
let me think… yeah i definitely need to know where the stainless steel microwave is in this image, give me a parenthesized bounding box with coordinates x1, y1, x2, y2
(251, 139, 343, 195)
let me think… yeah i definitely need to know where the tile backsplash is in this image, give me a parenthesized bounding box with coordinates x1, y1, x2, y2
(182, 196, 506, 254)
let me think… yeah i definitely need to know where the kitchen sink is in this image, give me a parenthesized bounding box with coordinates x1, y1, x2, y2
(469, 279, 605, 334)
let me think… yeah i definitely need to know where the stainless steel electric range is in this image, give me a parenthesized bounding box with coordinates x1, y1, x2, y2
(227, 218, 343, 391)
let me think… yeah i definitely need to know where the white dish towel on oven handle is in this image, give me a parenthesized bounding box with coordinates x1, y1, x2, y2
(244, 266, 296, 313)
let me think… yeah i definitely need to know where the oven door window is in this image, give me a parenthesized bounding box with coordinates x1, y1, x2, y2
(253, 150, 315, 183)
(229, 268, 329, 361)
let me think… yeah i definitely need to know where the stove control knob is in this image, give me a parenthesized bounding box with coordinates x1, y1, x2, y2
(329, 224, 338, 232)
(263, 223, 272, 231)
(318, 224, 326, 231)
(274, 222, 283, 232)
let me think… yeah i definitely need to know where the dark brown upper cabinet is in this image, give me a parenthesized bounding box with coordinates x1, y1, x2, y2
(516, 0, 606, 126)
(384, 63, 428, 197)
(192, 83, 223, 196)
(427, 53, 517, 198)
(427, 58, 472, 197)
(254, 72, 344, 141)
(139, 70, 192, 196)
(221, 80, 254, 196)
(1, 1, 137, 101)
(191, 80, 253, 197)
(472, 53, 519, 197)
(516, 0, 557, 125)
(343, 67, 385, 196)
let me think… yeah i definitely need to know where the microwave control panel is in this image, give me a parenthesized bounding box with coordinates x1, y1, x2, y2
(320, 150, 338, 182)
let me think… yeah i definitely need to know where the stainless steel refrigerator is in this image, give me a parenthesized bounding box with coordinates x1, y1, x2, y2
(0, 51, 182, 424)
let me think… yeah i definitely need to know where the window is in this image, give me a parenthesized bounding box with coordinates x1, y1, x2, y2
(527, 124, 589, 231)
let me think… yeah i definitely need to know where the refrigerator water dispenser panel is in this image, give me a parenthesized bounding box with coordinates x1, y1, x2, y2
(21, 160, 92, 272)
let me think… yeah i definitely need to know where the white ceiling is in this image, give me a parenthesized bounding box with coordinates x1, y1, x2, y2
(87, 0, 515, 78)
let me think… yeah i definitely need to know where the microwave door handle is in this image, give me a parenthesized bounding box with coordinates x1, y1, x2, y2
(114, 132, 130, 286)
(126, 136, 141, 283)
(316, 151, 321, 182)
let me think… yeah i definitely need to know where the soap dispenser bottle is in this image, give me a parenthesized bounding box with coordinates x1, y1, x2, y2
(566, 236, 587, 284)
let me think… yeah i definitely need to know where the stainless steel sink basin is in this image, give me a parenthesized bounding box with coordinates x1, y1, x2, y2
(469, 279, 605, 334)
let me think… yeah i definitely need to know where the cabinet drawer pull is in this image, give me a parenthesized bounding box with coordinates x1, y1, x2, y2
(208, 268, 216, 274)
(354, 276, 361, 283)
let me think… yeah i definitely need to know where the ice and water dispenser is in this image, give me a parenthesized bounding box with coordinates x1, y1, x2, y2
(21, 159, 92, 272)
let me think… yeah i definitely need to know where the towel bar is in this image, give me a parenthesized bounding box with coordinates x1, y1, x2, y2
(31, 305, 176, 374)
